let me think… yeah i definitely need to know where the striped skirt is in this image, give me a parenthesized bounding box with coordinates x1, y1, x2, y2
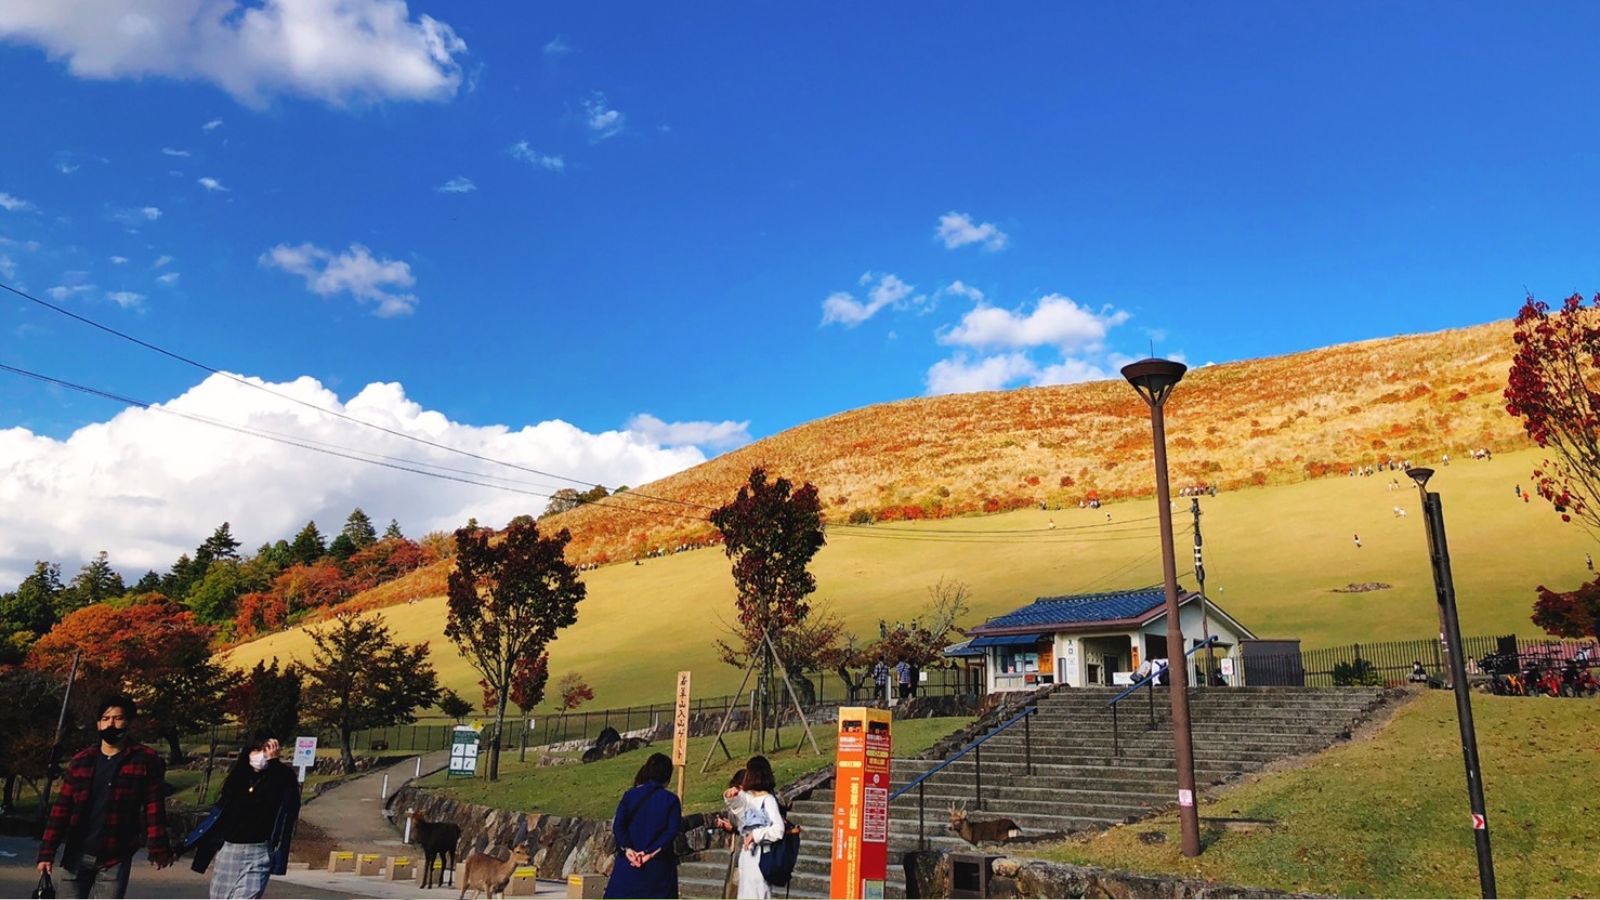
(211, 841, 273, 899)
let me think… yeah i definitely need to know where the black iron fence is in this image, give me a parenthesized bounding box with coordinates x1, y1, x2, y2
(1242, 634, 1598, 687)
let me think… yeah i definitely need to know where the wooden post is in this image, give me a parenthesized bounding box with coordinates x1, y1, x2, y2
(672, 671, 691, 798)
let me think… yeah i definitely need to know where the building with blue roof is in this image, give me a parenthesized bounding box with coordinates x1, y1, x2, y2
(953, 586, 1255, 692)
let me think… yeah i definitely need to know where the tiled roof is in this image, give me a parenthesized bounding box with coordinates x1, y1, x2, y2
(971, 587, 1181, 633)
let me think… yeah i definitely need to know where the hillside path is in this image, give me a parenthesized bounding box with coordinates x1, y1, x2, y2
(300, 750, 449, 857)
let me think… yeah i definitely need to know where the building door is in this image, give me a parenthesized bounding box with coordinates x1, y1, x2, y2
(1087, 663, 1101, 685)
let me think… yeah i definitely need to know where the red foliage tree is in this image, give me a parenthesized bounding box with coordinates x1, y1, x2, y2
(555, 672, 593, 712)
(1532, 577, 1600, 640)
(509, 652, 550, 713)
(708, 467, 825, 666)
(273, 561, 350, 612)
(234, 591, 287, 640)
(1505, 293, 1600, 535)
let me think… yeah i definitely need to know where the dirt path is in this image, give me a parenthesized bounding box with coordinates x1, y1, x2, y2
(297, 751, 449, 861)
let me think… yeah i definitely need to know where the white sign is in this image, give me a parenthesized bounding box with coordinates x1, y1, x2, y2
(449, 726, 481, 778)
(1219, 657, 1236, 677)
(1178, 789, 1194, 807)
(292, 736, 318, 767)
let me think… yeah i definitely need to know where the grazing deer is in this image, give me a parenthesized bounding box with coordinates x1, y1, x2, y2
(410, 809, 461, 889)
(458, 817, 531, 900)
(948, 803, 1021, 844)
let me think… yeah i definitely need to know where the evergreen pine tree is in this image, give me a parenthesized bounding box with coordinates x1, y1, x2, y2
(196, 522, 242, 565)
(289, 521, 326, 566)
(133, 570, 162, 594)
(66, 551, 125, 611)
(383, 519, 404, 540)
(327, 533, 357, 562)
(341, 508, 377, 549)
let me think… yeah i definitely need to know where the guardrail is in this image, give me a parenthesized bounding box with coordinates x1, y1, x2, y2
(1108, 635, 1219, 756)
(887, 704, 1039, 849)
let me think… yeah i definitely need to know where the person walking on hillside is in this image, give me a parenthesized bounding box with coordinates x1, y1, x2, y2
(871, 659, 890, 703)
(725, 756, 785, 900)
(182, 732, 299, 899)
(37, 695, 173, 899)
(1353, 533, 1362, 550)
(895, 659, 913, 701)
(605, 753, 681, 899)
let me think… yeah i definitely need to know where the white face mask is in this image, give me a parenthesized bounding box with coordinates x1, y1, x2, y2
(249, 751, 269, 772)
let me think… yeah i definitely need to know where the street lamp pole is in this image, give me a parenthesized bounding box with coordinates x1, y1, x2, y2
(1122, 358, 1201, 857)
(1406, 467, 1496, 898)
(1192, 499, 1216, 687)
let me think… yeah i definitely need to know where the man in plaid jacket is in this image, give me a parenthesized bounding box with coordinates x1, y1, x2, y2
(36, 695, 173, 899)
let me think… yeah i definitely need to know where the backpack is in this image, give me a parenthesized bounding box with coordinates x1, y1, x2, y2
(757, 822, 802, 888)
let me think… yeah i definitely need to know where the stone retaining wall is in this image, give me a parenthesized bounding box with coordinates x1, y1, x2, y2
(905, 851, 1325, 899)
(388, 785, 618, 880)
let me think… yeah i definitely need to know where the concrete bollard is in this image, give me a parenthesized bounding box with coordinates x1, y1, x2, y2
(327, 851, 356, 873)
(380, 773, 388, 799)
(506, 866, 538, 897)
(356, 854, 382, 877)
(384, 856, 417, 882)
(567, 873, 607, 898)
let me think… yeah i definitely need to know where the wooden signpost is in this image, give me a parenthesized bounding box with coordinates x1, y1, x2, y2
(673, 670, 691, 797)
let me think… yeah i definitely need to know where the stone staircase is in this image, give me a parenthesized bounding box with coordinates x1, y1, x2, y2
(676, 686, 1389, 899)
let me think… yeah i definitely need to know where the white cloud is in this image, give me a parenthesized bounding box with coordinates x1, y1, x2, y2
(109, 255, 129, 265)
(0, 1, 468, 107)
(939, 280, 985, 304)
(46, 284, 95, 301)
(508, 141, 564, 172)
(156, 272, 181, 286)
(936, 211, 1009, 251)
(624, 414, 752, 452)
(0, 192, 36, 212)
(162, 146, 191, 157)
(105, 290, 145, 309)
(0, 373, 710, 586)
(1033, 358, 1113, 385)
(141, 206, 162, 220)
(925, 353, 1037, 395)
(0, 254, 15, 279)
(582, 92, 625, 140)
(820, 273, 921, 327)
(543, 35, 573, 57)
(197, 176, 228, 192)
(940, 293, 1129, 352)
(153, 255, 174, 268)
(435, 176, 476, 193)
(260, 241, 418, 317)
(56, 161, 80, 174)
(202, 119, 224, 132)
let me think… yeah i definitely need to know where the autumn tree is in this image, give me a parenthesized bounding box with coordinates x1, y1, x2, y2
(300, 613, 441, 773)
(709, 467, 825, 747)
(232, 658, 302, 743)
(1506, 293, 1600, 536)
(874, 577, 973, 672)
(542, 488, 583, 518)
(446, 519, 585, 780)
(556, 673, 593, 712)
(0, 668, 66, 809)
(1532, 577, 1600, 640)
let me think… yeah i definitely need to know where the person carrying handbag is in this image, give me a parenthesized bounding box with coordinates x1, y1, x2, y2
(179, 732, 299, 899)
(723, 756, 784, 900)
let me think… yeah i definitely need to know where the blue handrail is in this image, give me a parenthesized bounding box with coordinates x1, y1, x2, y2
(1106, 635, 1221, 708)
(888, 703, 1035, 802)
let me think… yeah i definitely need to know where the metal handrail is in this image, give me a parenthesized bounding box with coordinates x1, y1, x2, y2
(888, 703, 1040, 849)
(1108, 635, 1220, 756)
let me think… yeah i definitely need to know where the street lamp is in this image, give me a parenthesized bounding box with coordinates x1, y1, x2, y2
(1405, 467, 1496, 897)
(1122, 357, 1201, 858)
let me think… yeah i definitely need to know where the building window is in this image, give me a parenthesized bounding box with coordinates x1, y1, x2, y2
(1000, 650, 1040, 674)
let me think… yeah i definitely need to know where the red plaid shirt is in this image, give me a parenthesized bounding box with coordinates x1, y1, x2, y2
(37, 743, 171, 868)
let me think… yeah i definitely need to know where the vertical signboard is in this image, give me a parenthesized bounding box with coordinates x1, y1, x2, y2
(672, 670, 691, 797)
(829, 706, 892, 900)
(292, 736, 317, 784)
(448, 725, 480, 778)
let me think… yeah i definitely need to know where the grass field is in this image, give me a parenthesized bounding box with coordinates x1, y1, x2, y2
(1034, 691, 1600, 898)
(416, 716, 971, 821)
(228, 445, 1592, 712)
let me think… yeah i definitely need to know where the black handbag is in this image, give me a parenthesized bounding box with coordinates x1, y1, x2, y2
(30, 871, 55, 899)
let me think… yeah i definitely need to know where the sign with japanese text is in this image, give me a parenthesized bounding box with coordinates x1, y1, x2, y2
(830, 706, 891, 900)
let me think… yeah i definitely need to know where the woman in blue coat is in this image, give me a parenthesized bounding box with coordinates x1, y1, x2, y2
(604, 753, 682, 899)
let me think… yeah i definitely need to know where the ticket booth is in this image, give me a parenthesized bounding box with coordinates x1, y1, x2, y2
(830, 707, 891, 899)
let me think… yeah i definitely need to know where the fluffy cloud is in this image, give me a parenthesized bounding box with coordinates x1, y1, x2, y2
(0, 0, 468, 106)
(925, 353, 1037, 395)
(435, 176, 476, 193)
(624, 414, 752, 452)
(202, 119, 223, 132)
(46, 284, 94, 301)
(260, 241, 418, 317)
(161, 146, 191, 157)
(940, 293, 1129, 352)
(105, 290, 145, 309)
(0, 373, 711, 586)
(583, 92, 625, 140)
(820, 273, 921, 327)
(141, 206, 162, 220)
(153, 255, 174, 268)
(197, 176, 228, 192)
(0, 192, 37, 212)
(543, 35, 573, 57)
(0, 254, 15, 279)
(508, 142, 564, 172)
(156, 272, 181, 285)
(109, 255, 129, 265)
(936, 211, 1008, 251)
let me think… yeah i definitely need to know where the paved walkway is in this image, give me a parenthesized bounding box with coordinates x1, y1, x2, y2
(299, 750, 450, 857)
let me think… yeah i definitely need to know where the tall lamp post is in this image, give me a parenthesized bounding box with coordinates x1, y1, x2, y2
(1406, 467, 1496, 898)
(1122, 357, 1201, 857)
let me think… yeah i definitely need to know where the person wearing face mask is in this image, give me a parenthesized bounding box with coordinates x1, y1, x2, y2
(36, 695, 173, 899)
(181, 731, 299, 899)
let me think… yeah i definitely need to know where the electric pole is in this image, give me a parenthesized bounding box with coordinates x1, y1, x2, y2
(1191, 499, 1216, 686)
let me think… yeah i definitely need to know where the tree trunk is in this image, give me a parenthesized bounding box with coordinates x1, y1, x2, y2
(340, 726, 356, 774)
(163, 730, 186, 765)
(4, 773, 16, 811)
(489, 690, 510, 781)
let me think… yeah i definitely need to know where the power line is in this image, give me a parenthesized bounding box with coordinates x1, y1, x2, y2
(1, 279, 713, 514)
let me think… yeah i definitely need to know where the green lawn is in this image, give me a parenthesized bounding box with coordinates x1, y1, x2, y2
(230, 447, 1592, 710)
(1033, 692, 1600, 898)
(416, 716, 971, 821)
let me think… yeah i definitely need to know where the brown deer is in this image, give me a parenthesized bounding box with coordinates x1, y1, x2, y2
(948, 803, 1021, 844)
(457, 817, 532, 900)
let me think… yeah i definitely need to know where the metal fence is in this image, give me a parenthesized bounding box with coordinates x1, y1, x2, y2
(1241, 634, 1598, 687)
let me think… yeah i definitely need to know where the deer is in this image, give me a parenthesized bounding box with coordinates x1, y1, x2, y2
(458, 817, 531, 900)
(410, 809, 461, 889)
(948, 802, 1021, 844)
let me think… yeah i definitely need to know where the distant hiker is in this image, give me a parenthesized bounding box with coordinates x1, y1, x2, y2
(895, 660, 912, 700)
(183, 732, 300, 899)
(871, 660, 890, 703)
(37, 694, 173, 900)
(724, 756, 785, 900)
(1353, 533, 1362, 550)
(1587, 553, 1594, 573)
(1048, 518, 1056, 530)
(1515, 484, 1521, 498)
(605, 753, 681, 899)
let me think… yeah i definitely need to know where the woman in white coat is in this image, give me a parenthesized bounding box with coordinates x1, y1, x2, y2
(723, 756, 784, 900)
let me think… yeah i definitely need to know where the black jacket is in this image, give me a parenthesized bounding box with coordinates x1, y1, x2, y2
(182, 762, 299, 876)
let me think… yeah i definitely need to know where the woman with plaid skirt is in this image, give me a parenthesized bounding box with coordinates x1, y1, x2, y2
(183, 732, 300, 899)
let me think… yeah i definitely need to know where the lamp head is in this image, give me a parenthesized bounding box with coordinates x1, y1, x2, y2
(1406, 466, 1434, 489)
(1121, 358, 1188, 406)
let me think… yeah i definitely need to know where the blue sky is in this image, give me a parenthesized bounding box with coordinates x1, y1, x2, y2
(2, 2, 1600, 578)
